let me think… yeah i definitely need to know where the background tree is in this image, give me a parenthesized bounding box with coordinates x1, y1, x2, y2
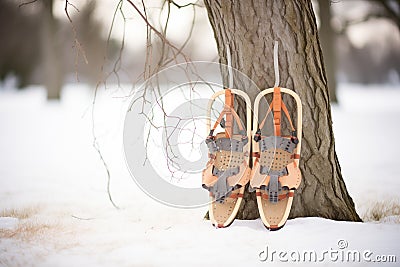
(42, 0, 63, 99)
(0, 0, 116, 98)
(203, 0, 360, 221)
(0, 0, 41, 88)
(306, 0, 399, 102)
(334, 0, 400, 84)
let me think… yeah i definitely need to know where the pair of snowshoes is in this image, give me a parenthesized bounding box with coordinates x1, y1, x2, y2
(202, 87, 302, 230)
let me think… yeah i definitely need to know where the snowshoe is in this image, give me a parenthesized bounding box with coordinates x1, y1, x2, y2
(251, 87, 302, 230)
(202, 88, 252, 228)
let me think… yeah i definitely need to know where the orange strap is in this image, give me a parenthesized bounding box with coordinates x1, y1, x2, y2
(212, 106, 245, 132)
(257, 87, 295, 136)
(258, 102, 273, 131)
(291, 154, 300, 159)
(229, 193, 244, 199)
(211, 89, 245, 137)
(225, 89, 234, 138)
(209, 192, 244, 199)
(273, 87, 282, 136)
(256, 191, 294, 201)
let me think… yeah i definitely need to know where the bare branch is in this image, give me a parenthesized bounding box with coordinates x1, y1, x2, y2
(89, 0, 208, 200)
(91, 81, 120, 210)
(64, 0, 89, 81)
(168, 0, 202, 9)
(142, 0, 153, 80)
(125, 0, 189, 62)
(161, 4, 197, 67)
(111, 1, 127, 88)
(71, 215, 95, 220)
(66, 0, 79, 12)
(156, 0, 172, 69)
(18, 0, 38, 8)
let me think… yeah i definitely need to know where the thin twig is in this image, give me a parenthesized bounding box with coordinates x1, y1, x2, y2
(71, 215, 95, 220)
(168, 0, 202, 9)
(64, 0, 88, 81)
(18, 0, 38, 8)
(142, 0, 152, 81)
(125, 0, 189, 62)
(92, 81, 120, 210)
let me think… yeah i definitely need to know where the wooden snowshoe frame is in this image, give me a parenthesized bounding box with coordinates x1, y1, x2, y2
(252, 87, 302, 230)
(204, 88, 252, 228)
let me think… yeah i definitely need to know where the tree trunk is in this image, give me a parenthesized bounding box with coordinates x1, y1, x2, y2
(317, 0, 337, 103)
(204, 0, 360, 221)
(42, 0, 62, 100)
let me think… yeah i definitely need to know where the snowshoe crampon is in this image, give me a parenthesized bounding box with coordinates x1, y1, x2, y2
(202, 89, 251, 228)
(251, 87, 302, 231)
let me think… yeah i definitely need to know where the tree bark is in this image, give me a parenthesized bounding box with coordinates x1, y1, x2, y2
(317, 0, 338, 103)
(204, 0, 360, 221)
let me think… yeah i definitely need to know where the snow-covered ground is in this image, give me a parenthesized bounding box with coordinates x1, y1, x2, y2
(0, 83, 399, 266)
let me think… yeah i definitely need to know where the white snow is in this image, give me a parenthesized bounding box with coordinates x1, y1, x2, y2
(0, 83, 399, 266)
(0, 217, 19, 231)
